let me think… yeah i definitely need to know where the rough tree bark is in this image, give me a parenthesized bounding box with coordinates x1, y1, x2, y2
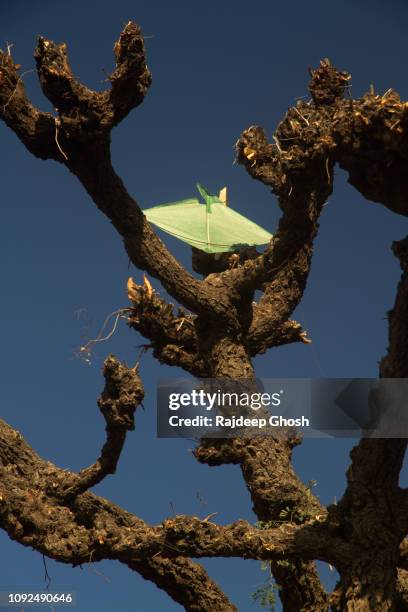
(1, 22, 408, 611)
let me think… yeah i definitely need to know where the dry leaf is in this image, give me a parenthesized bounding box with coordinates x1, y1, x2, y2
(143, 274, 153, 298)
(243, 146, 256, 161)
(127, 277, 138, 303)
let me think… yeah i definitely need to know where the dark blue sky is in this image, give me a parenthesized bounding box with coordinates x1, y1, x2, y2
(1, 1, 408, 610)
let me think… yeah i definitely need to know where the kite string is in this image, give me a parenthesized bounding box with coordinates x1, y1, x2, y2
(206, 206, 210, 249)
(78, 308, 132, 360)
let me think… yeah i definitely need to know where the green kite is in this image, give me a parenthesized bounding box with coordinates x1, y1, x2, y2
(142, 184, 273, 254)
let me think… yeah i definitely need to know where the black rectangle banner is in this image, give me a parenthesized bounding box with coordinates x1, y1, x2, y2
(156, 378, 408, 438)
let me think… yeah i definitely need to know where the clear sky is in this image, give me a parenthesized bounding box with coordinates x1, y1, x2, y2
(1, 1, 408, 610)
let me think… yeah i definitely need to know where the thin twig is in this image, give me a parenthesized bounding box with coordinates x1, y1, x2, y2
(1, 69, 33, 112)
(54, 117, 68, 161)
(42, 555, 51, 590)
(203, 512, 218, 522)
(79, 308, 132, 358)
(293, 106, 310, 126)
(273, 135, 282, 154)
(325, 157, 331, 185)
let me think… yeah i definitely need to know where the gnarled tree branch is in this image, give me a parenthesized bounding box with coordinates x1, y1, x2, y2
(1, 25, 240, 332)
(327, 238, 408, 608)
(127, 557, 238, 612)
(57, 355, 144, 500)
(0, 51, 56, 159)
(3, 22, 408, 610)
(0, 411, 239, 611)
(126, 277, 208, 376)
(0, 416, 347, 564)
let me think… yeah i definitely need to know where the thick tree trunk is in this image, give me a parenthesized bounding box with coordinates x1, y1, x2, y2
(198, 336, 329, 611)
(331, 557, 397, 611)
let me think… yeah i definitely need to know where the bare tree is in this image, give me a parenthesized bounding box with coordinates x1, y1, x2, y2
(1, 21, 408, 611)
